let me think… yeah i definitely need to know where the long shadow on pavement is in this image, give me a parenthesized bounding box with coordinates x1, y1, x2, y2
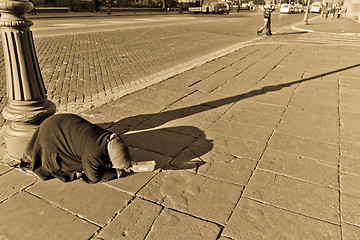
(114, 62, 360, 131)
(272, 31, 308, 36)
(100, 63, 360, 174)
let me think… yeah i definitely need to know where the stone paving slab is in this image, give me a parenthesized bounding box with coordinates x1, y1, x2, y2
(122, 127, 198, 157)
(0, 169, 37, 203)
(341, 193, 360, 226)
(170, 90, 237, 110)
(138, 169, 243, 225)
(146, 208, 221, 240)
(341, 112, 360, 142)
(244, 86, 295, 107)
(341, 155, 360, 175)
(340, 76, 360, 90)
(138, 118, 212, 138)
(150, 79, 195, 95)
(296, 81, 339, 97)
(340, 68, 360, 79)
(268, 132, 339, 164)
(136, 103, 227, 133)
(210, 79, 256, 96)
(258, 148, 339, 188)
(168, 145, 206, 170)
(162, 68, 213, 88)
(341, 173, 360, 226)
(220, 107, 281, 128)
(194, 69, 240, 93)
(0, 192, 98, 240)
(342, 141, 360, 160)
(206, 119, 273, 143)
(97, 197, 163, 239)
(193, 131, 267, 161)
(341, 173, 360, 198)
(231, 99, 286, 117)
(302, 73, 339, 87)
(277, 107, 340, 144)
(340, 89, 360, 115)
(27, 179, 133, 226)
(243, 169, 340, 224)
(289, 92, 339, 113)
(193, 58, 233, 74)
(171, 147, 257, 185)
(222, 197, 341, 240)
(303, 71, 340, 84)
(107, 170, 157, 195)
(343, 223, 360, 240)
(0, 162, 11, 175)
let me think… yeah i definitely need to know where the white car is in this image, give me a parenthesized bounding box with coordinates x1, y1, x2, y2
(310, 2, 322, 13)
(280, 4, 291, 14)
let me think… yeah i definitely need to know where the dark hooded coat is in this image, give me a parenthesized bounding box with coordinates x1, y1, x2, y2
(22, 114, 118, 183)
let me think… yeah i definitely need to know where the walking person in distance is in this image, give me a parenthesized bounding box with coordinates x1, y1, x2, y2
(257, 4, 273, 36)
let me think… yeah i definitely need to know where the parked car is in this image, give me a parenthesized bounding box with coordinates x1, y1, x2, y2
(188, 6, 203, 13)
(280, 4, 292, 13)
(294, 4, 303, 13)
(240, 3, 250, 10)
(231, 4, 239, 10)
(310, 2, 322, 13)
(212, 3, 230, 14)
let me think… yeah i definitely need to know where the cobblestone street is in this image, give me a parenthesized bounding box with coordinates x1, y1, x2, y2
(0, 15, 257, 118)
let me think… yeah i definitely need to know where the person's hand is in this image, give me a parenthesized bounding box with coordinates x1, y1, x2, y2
(115, 169, 123, 178)
(76, 172, 83, 179)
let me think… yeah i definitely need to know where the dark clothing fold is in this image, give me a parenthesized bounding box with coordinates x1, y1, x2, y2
(22, 114, 117, 183)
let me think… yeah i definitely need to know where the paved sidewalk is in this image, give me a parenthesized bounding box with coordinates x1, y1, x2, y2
(293, 15, 360, 34)
(0, 17, 360, 239)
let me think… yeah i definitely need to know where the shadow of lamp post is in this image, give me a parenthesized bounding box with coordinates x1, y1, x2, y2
(0, 0, 56, 159)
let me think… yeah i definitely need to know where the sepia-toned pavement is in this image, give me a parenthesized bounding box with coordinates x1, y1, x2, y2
(0, 16, 360, 239)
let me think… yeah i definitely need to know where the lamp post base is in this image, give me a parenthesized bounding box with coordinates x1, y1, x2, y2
(3, 122, 38, 160)
(2, 98, 56, 160)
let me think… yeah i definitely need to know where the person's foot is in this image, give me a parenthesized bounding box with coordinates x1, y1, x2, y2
(257, 30, 262, 36)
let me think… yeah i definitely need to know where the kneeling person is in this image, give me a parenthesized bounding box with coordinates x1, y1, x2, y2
(20, 113, 132, 183)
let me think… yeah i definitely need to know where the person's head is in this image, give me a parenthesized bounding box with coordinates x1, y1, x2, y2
(107, 133, 132, 169)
